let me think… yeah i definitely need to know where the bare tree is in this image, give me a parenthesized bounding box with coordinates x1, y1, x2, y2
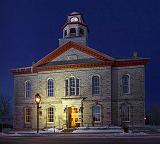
(0, 93, 11, 124)
(151, 104, 160, 125)
(0, 95, 9, 115)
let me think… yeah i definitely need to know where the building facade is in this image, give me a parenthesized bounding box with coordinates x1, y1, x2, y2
(11, 12, 148, 130)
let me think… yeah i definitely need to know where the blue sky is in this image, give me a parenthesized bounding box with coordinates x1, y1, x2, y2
(0, 0, 159, 111)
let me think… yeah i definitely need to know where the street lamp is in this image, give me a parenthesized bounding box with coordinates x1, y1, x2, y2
(64, 105, 68, 128)
(80, 97, 87, 127)
(35, 93, 41, 133)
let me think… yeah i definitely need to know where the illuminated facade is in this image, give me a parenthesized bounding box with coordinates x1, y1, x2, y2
(11, 12, 148, 130)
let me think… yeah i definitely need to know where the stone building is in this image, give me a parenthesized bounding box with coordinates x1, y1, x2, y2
(11, 12, 148, 130)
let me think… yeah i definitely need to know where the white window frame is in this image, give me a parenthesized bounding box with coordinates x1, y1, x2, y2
(47, 107, 54, 123)
(92, 105, 101, 123)
(92, 76, 100, 95)
(25, 107, 31, 124)
(47, 78, 54, 97)
(65, 77, 80, 96)
(122, 74, 130, 94)
(70, 77, 76, 96)
(25, 81, 31, 98)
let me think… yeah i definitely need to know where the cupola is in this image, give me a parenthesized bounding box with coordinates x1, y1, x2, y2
(59, 12, 89, 46)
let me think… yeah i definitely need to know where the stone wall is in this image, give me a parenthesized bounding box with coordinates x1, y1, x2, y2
(13, 67, 111, 129)
(111, 65, 145, 127)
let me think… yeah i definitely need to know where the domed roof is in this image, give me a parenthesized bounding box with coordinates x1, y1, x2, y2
(70, 12, 80, 15)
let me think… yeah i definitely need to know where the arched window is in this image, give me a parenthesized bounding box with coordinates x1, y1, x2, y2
(47, 107, 54, 122)
(47, 79, 54, 96)
(121, 104, 130, 122)
(65, 77, 80, 96)
(92, 105, 101, 122)
(92, 76, 100, 95)
(122, 75, 130, 94)
(25, 81, 31, 98)
(70, 28, 76, 37)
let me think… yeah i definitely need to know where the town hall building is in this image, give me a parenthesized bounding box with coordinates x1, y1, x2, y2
(11, 12, 148, 130)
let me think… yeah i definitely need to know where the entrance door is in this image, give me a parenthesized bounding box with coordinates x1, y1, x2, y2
(68, 107, 79, 128)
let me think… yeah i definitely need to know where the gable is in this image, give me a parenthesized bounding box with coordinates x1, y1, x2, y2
(33, 41, 113, 67)
(52, 48, 95, 62)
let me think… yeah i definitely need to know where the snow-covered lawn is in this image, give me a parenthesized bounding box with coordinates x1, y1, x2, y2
(0, 127, 63, 137)
(0, 126, 150, 136)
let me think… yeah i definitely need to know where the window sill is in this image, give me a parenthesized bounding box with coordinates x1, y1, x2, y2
(62, 96, 82, 99)
(122, 93, 131, 96)
(25, 97, 32, 100)
(93, 121, 101, 123)
(25, 122, 31, 124)
(92, 94, 101, 97)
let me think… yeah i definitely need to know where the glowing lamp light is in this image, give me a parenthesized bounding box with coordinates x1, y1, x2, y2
(35, 93, 41, 133)
(35, 93, 41, 104)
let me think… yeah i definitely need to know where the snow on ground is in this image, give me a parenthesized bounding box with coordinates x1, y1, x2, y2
(72, 129, 123, 133)
(72, 128, 147, 135)
(76, 126, 122, 130)
(0, 132, 22, 137)
(73, 126, 123, 133)
(72, 127, 148, 135)
(0, 126, 150, 136)
(41, 128, 63, 133)
(0, 127, 62, 137)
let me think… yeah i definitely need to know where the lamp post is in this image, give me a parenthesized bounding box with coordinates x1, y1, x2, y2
(35, 93, 41, 133)
(64, 105, 68, 128)
(80, 97, 86, 127)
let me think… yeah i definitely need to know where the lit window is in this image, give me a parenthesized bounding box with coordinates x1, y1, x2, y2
(47, 79, 54, 96)
(47, 107, 54, 122)
(92, 105, 101, 122)
(92, 76, 100, 95)
(25, 81, 31, 98)
(122, 75, 130, 94)
(25, 108, 31, 123)
(121, 104, 130, 122)
(65, 77, 80, 96)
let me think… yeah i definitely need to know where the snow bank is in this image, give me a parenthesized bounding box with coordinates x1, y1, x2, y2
(0, 132, 22, 137)
(73, 127, 123, 133)
(41, 128, 63, 133)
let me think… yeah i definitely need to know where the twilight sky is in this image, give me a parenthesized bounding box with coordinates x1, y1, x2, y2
(0, 0, 159, 111)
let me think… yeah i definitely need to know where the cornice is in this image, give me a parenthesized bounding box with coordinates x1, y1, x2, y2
(11, 58, 149, 75)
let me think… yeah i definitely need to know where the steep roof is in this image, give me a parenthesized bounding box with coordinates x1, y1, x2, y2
(32, 41, 114, 68)
(11, 41, 149, 75)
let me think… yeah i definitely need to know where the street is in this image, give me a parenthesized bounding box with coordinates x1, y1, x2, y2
(0, 134, 160, 144)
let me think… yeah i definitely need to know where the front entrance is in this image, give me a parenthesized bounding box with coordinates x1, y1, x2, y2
(68, 107, 79, 128)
